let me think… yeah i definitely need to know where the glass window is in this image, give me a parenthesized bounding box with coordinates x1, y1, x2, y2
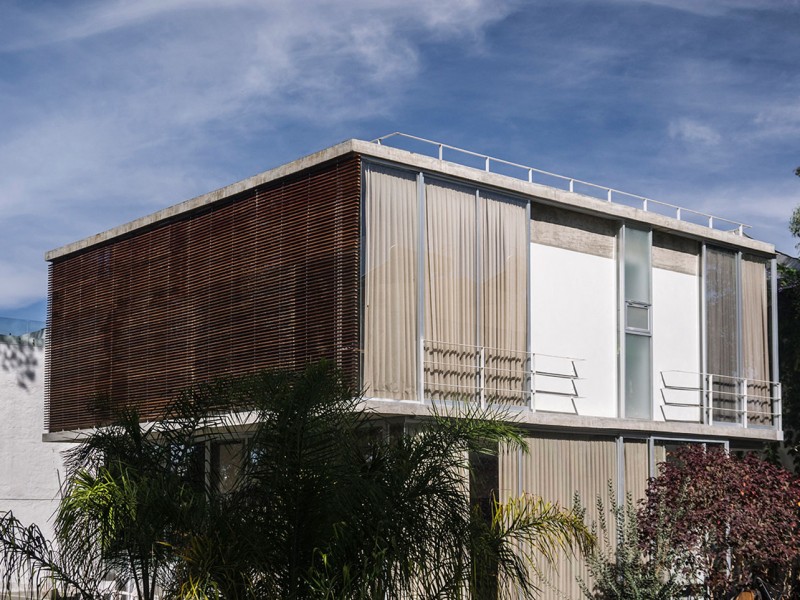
(626, 304, 650, 331)
(623, 226, 652, 419)
(624, 228, 651, 303)
(625, 334, 652, 419)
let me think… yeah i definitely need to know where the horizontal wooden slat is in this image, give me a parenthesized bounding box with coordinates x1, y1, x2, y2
(47, 156, 361, 432)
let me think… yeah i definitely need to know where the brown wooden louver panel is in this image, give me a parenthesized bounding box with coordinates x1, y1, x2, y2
(47, 155, 361, 432)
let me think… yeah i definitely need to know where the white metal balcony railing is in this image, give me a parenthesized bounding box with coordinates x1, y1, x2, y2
(422, 340, 582, 413)
(660, 370, 781, 430)
(420, 341, 781, 430)
(372, 132, 750, 235)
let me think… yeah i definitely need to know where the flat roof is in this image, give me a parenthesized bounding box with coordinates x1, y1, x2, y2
(47, 137, 775, 260)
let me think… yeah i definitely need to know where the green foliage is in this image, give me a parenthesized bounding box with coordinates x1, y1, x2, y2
(577, 485, 684, 600)
(640, 445, 800, 599)
(0, 361, 592, 600)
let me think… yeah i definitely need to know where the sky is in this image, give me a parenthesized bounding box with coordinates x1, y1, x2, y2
(1, 0, 799, 321)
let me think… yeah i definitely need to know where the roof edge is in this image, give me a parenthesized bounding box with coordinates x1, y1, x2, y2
(46, 138, 361, 261)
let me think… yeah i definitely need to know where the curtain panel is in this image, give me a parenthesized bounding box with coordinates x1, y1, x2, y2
(362, 165, 418, 399)
(742, 256, 771, 425)
(706, 248, 739, 422)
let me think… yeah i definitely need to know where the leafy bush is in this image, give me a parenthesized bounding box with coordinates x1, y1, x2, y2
(640, 445, 800, 599)
(578, 484, 685, 600)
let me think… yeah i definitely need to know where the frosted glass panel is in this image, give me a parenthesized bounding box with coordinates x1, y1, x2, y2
(626, 304, 649, 331)
(625, 228, 651, 303)
(625, 333, 651, 419)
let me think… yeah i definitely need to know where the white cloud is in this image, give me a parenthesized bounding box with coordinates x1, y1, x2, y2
(0, 0, 513, 311)
(606, 0, 798, 17)
(668, 118, 722, 146)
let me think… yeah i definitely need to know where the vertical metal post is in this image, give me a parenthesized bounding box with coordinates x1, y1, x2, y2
(642, 198, 648, 212)
(417, 172, 426, 404)
(485, 156, 490, 172)
(770, 257, 780, 430)
(776, 383, 783, 431)
(438, 144, 443, 160)
(530, 353, 536, 412)
(708, 374, 714, 426)
(526, 199, 532, 411)
(618, 225, 626, 418)
(607, 189, 612, 202)
(676, 207, 682, 221)
(528, 168, 533, 183)
(569, 179, 574, 193)
(741, 378, 748, 428)
(648, 437, 656, 478)
(700, 244, 707, 421)
(736, 252, 743, 383)
(475, 190, 482, 403)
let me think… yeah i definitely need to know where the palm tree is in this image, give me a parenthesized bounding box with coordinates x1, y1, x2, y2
(0, 361, 592, 600)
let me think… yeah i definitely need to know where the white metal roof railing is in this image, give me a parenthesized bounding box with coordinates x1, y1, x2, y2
(372, 132, 750, 235)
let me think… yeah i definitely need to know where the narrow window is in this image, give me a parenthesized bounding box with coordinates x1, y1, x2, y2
(623, 227, 652, 419)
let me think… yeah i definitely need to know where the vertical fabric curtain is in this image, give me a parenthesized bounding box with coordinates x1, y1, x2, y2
(481, 192, 527, 406)
(742, 256, 771, 425)
(362, 165, 418, 400)
(705, 248, 739, 422)
(424, 179, 478, 402)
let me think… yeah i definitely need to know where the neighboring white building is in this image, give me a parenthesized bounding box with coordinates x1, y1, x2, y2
(0, 319, 67, 541)
(43, 134, 781, 598)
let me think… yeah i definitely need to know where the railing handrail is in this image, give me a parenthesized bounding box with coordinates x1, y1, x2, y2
(661, 369, 778, 387)
(372, 132, 750, 234)
(660, 369, 781, 429)
(423, 339, 585, 362)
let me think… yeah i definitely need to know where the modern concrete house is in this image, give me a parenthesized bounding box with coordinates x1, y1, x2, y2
(43, 134, 781, 597)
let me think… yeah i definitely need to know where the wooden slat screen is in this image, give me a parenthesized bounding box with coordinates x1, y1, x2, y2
(47, 155, 361, 432)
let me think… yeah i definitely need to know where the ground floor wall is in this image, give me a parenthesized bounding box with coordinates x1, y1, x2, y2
(499, 431, 712, 600)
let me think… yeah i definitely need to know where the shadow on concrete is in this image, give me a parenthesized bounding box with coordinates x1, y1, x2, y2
(1, 333, 42, 391)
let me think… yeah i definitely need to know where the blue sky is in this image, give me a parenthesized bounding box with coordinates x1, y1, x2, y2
(1, 0, 799, 321)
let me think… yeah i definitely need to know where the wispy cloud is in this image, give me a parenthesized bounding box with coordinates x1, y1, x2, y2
(0, 0, 513, 311)
(668, 118, 722, 146)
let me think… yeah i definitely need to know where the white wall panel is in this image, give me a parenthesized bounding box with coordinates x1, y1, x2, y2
(653, 267, 701, 422)
(530, 243, 618, 417)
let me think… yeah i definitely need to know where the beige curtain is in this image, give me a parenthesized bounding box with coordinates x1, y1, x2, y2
(481, 192, 527, 406)
(514, 435, 618, 600)
(424, 179, 478, 402)
(624, 439, 650, 503)
(742, 256, 771, 425)
(706, 248, 738, 423)
(362, 165, 418, 400)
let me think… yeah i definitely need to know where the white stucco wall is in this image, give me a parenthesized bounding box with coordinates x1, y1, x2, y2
(652, 267, 702, 422)
(0, 340, 69, 539)
(530, 243, 618, 417)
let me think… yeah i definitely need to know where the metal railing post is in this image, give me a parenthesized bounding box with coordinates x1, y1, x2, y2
(707, 374, 714, 426)
(776, 382, 783, 430)
(529, 353, 536, 412)
(741, 378, 748, 428)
